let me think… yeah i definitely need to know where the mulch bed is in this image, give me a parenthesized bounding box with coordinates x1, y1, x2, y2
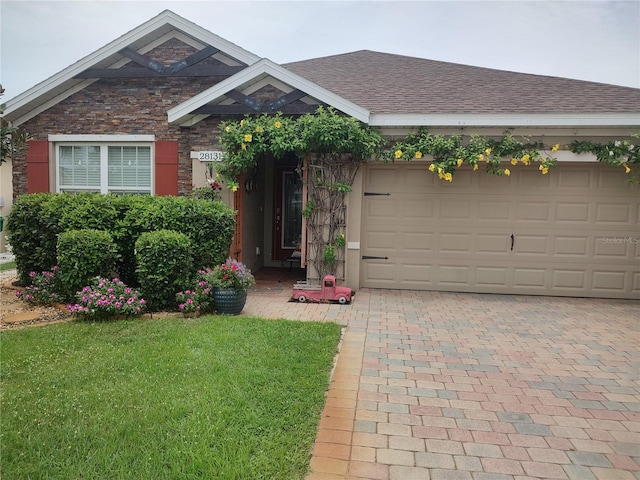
(1, 280, 72, 330)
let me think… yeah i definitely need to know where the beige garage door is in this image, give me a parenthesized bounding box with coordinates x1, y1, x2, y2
(361, 162, 640, 299)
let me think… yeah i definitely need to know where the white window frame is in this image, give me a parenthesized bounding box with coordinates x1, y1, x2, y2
(50, 135, 155, 194)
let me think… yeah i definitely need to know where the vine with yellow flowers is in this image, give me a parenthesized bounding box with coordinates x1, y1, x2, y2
(217, 107, 386, 280)
(387, 129, 639, 182)
(216, 110, 638, 281)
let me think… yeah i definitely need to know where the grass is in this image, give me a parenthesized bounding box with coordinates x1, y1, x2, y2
(0, 260, 16, 271)
(1, 316, 342, 479)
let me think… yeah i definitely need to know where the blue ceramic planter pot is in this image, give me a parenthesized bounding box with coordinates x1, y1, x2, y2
(212, 288, 247, 315)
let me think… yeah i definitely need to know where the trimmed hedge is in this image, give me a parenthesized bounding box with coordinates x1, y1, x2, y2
(5, 193, 66, 285)
(135, 230, 193, 311)
(57, 229, 119, 300)
(7, 193, 235, 289)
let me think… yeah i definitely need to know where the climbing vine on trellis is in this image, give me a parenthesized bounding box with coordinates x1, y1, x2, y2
(217, 107, 385, 280)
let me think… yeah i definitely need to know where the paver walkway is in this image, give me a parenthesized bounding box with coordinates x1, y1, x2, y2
(244, 284, 640, 480)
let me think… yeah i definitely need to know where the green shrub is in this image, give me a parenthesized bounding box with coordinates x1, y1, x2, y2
(135, 230, 193, 311)
(7, 193, 235, 288)
(135, 196, 235, 271)
(56, 229, 119, 300)
(57, 193, 119, 232)
(6, 193, 61, 285)
(112, 195, 156, 286)
(7, 193, 117, 285)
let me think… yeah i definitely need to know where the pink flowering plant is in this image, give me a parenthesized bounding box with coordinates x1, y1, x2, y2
(16, 266, 61, 306)
(204, 258, 255, 291)
(175, 274, 212, 314)
(67, 277, 146, 320)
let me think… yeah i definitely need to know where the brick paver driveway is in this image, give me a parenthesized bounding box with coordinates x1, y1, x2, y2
(244, 286, 640, 480)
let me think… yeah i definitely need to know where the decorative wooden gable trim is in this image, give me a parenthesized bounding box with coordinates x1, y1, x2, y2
(168, 58, 370, 125)
(74, 45, 246, 79)
(194, 88, 319, 115)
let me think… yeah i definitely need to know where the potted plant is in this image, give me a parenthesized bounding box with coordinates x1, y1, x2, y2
(203, 258, 255, 315)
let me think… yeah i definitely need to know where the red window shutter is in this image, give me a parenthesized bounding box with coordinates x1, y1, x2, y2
(154, 141, 179, 196)
(26, 140, 50, 193)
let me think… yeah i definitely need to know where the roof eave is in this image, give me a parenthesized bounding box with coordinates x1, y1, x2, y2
(369, 113, 640, 128)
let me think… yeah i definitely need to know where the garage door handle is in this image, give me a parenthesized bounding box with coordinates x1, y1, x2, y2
(362, 255, 389, 260)
(510, 234, 515, 251)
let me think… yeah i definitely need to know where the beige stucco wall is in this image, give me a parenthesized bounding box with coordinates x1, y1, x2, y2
(191, 159, 232, 205)
(0, 159, 12, 253)
(344, 167, 364, 292)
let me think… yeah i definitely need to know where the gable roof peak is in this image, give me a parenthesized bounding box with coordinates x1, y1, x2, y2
(4, 9, 261, 125)
(168, 57, 370, 125)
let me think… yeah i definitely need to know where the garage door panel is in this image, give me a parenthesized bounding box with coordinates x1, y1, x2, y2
(594, 238, 633, 257)
(514, 235, 548, 255)
(476, 267, 509, 286)
(404, 166, 435, 189)
(516, 170, 552, 190)
(478, 201, 511, 220)
(439, 233, 471, 252)
(553, 236, 589, 256)
(552, 270, 587, 289)
(477, 234, 510, 253)
(558, 168, 592, 188)
(404, 232, 434, 252)
(556, 203, 590, 222)
(368, 166, 400, 189)
(599, 170, 632, 188)
(479, 171, 515, 190)
(366, 197, 398, 219)
(596, 203, 632, 223)
(513, 268, 547, 288)
(405, 198, 434, 219)
(516, 202, 551, 221)
(592, 271, 627, 291)
(402, 264, 433, 285)
(440, 200, 472, 219)
(365, 230, 397, 249)
(438, 265, 470, 285)
(361, 163, 639, 299)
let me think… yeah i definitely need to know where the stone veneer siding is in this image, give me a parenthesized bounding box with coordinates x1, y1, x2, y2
(13, 38, 231, 198)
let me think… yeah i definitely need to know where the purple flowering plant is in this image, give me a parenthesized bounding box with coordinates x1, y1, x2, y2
(175, 275, 212, 314)
(67, 277, 146, 320)
(16, 266, 61, 306)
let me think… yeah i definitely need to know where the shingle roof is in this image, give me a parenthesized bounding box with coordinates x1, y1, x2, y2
(285, 50, 640, 115)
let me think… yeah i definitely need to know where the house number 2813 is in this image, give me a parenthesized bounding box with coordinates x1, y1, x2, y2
(197, 151, 224, 161)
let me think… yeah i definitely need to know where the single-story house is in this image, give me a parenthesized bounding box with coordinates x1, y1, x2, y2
(4, 10, 639, 299)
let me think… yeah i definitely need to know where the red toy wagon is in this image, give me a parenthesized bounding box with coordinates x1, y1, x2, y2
(292, 275, 353, 304)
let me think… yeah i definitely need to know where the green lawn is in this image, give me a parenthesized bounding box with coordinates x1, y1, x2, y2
(0, 260, 16, 271)
(1, 316, 342, 479)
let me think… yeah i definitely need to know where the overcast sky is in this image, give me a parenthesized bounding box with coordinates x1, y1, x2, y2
(1, 0, 639, 101)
